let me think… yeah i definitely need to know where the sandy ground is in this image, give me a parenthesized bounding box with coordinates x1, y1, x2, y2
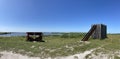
(0, 49, 94, 59)
(1, 49, 119, 59)
(0, 51, 40, 59)
(53, 49, 94, 59)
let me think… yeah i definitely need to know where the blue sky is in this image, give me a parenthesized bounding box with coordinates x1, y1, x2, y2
(0, 0, 120, 33)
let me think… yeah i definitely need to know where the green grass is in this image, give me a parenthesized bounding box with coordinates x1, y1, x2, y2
(0, 34, 120, 58)
(114, 56, 120, 59)
(0, 36, 83, 58)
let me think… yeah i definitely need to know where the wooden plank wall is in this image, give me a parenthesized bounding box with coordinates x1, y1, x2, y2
(91, 24, 107, 39)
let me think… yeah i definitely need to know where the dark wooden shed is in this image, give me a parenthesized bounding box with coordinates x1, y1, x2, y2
(91, 24, 107, 39)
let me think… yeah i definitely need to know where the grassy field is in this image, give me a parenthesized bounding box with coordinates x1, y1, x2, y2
(0, 34, 120, 58)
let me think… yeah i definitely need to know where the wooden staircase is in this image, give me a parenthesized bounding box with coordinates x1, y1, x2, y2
(81, 25, 97, 41)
